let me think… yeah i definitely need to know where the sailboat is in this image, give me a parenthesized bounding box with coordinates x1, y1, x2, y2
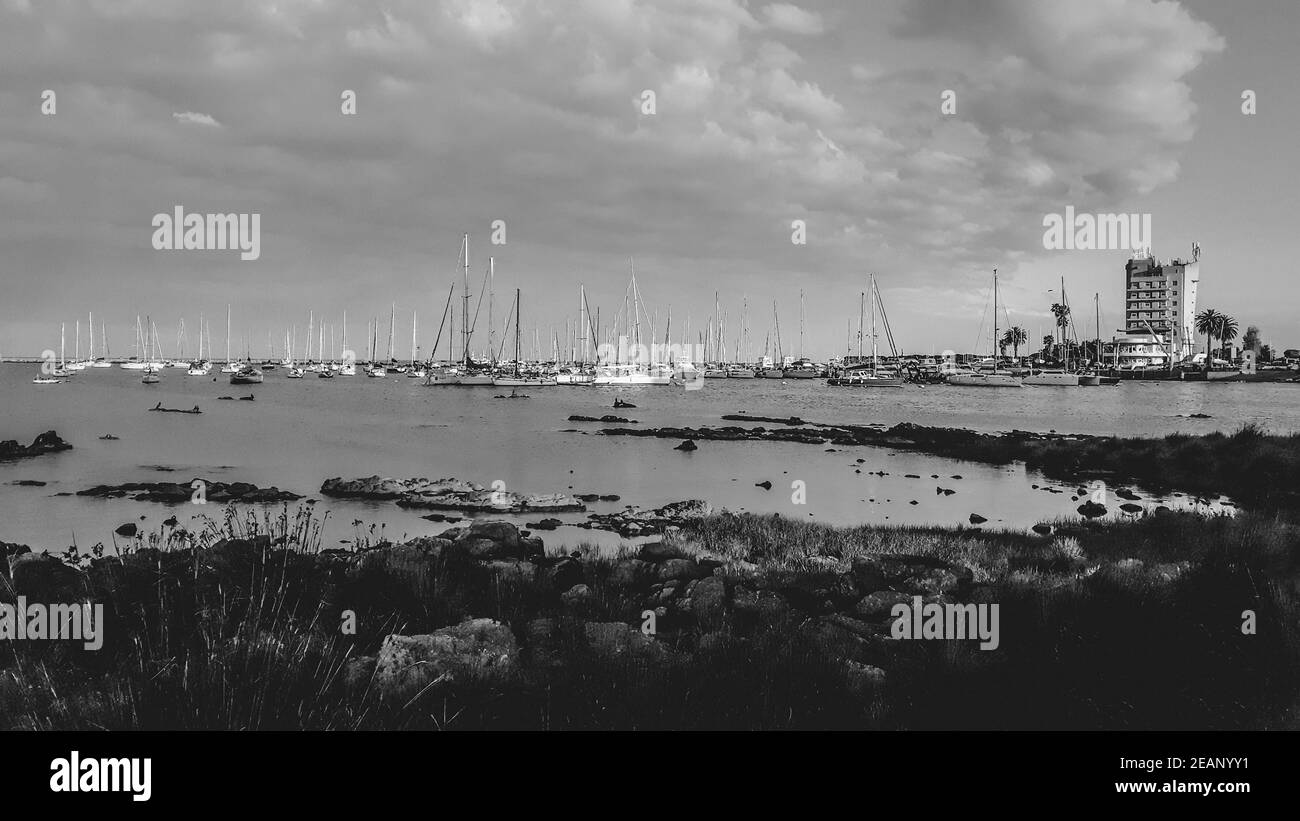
(1025, 277, 1091, 386)
(120, 316, 148, 369)
(495, 289, 556, 386)
(142, 318, 162, 384)
(88, 313, 112, 367)
(948, 269, 1022, 387)
(187, 314, 212, 374)
(592, 261, 675, 386)
(65, 321, 86, 371)
(835, 275, 904, 387)
(220, 306, 241, 373)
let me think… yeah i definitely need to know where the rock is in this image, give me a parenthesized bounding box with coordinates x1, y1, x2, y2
(1119, 503, 1143, 514)
(1077, 501, 1107, 518)
(845, 660, 887, 693)
(1031, 523, 1053, 536)
(674, 440, 698, 451)
(0, 430, 72, 460)
(582, 621, 664, 662)
(849, 556, 888, 595)
(340, 656, 376, 694)
(454, 520, 524, 561)
(854, 590, 913, 619)
(755, 480, 772, 490)
(968, 513, 987, 525)
(1115, 488, 1141, 501)
(657, 558, 708, 582)
(689, 576, 728, 629)
(10, 553, 87, 600)
(561, 583, 596, 614)
(539, 557, 584, 592)
(373, 618, 519, 701)
(114, 523, 138, 538)
(609, 558, 655, 587)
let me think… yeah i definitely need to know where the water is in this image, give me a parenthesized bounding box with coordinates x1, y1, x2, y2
(1, 364, 1278, 552)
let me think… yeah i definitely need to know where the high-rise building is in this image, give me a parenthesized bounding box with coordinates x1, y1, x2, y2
(1123, 244, 1200, 361)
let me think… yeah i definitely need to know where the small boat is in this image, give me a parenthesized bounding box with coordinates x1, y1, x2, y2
(286, 367, 305, 379)
(141, 369, 161, 384)
(32, 376, 63, 385)
(493, 289, 557, 387)
(365, 364, 386, 378)
(317, 368, 335, 379)
(725, 366, 756, 379)
(230, 365, 264, 385)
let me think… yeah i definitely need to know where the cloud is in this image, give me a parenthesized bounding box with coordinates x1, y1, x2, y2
(0, 0, 1228, 356)
(171, 111, 221, 127)
(762, 3, 824, 35)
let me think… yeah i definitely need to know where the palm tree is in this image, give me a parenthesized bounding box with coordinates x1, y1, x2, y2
(1000, 326, 1027, 361)
(1217, 314, 1239, 360)
(1195, 308, 1223, 365)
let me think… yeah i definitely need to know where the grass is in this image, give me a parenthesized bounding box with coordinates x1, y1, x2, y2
(2, 501, 1298, 729)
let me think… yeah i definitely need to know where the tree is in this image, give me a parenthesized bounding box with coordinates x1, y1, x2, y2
(1195, 308, 1223, 364)
(1001, 326, 1027, 360)
(1042, 335, 1054, 357)
(1243, 325, 1261, 352)
(1217, 314, 1239, 359)
(1260, 344, 1273, 362)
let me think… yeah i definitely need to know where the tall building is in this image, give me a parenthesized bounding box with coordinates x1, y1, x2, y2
(1123, 244, 1200, 361)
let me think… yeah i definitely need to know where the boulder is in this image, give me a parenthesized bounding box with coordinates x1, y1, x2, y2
(561, 583, 596, 614)
(373, 618, 519, 701)
(657, 558, 708, 582)
(689, 576, 728, 629)
(10, 553, 87, 601)
(854, 590, 913, 619)
(849, 556, 888, 595)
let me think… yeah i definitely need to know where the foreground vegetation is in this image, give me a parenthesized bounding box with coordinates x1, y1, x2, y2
(2, 501, 1297, 730)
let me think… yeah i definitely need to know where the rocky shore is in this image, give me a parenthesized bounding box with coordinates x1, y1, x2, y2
(77, 479, 302, 504)
(2, 504, 1292, 730)
(0, 431, 72, 461)
(321, 476, 587, 513)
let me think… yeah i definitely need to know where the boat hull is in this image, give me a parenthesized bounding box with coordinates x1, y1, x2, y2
(947, 373, 1022, 387)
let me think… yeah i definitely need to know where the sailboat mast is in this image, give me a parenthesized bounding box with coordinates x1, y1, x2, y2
(462, 233, 470, 367)
(226, 305, 232, 365)
(870, 274, 878, 366)
(800, 289, 805, 360)
(514, 288, 522, 377)
(89, 312, 94, 360)
(992, 268, 999, 366)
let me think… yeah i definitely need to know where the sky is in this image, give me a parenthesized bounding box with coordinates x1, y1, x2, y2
(0, 0, 1295, 360)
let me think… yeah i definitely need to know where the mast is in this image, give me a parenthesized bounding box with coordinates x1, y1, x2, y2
(488, 257, 495, 365)
(1094, 292, 1100, 365)
(514, 288, 522, 377)
(60, 322, 65, 368)
(800, 289, 805, 359)
(89, 313, 94, 360)
(462, 233, 471, 367)
(388, 302, 395, 363)
(74, 320, 80, 362)
(226, 305, 232, 365)
(870, 274, 878, 368)
(992, 268, 999, 368)
(858, 291, 864, 359)
(411, 310, 417, 364)
(342, 310, 347, 361)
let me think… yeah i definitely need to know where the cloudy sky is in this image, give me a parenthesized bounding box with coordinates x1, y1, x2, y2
(1, 0, 1294, 359)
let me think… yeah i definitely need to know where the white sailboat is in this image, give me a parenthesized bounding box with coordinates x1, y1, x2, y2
(220, 306, 241, 373)
(1025, 276, 1089, 386)
(142, 318, 162, 384)
(948, 268, 1022, 387)
(187, 314, 212, 374)
(837, 275, 904, 387)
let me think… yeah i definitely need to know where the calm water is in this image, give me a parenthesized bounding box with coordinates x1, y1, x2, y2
(1, 364, 1282, 552)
